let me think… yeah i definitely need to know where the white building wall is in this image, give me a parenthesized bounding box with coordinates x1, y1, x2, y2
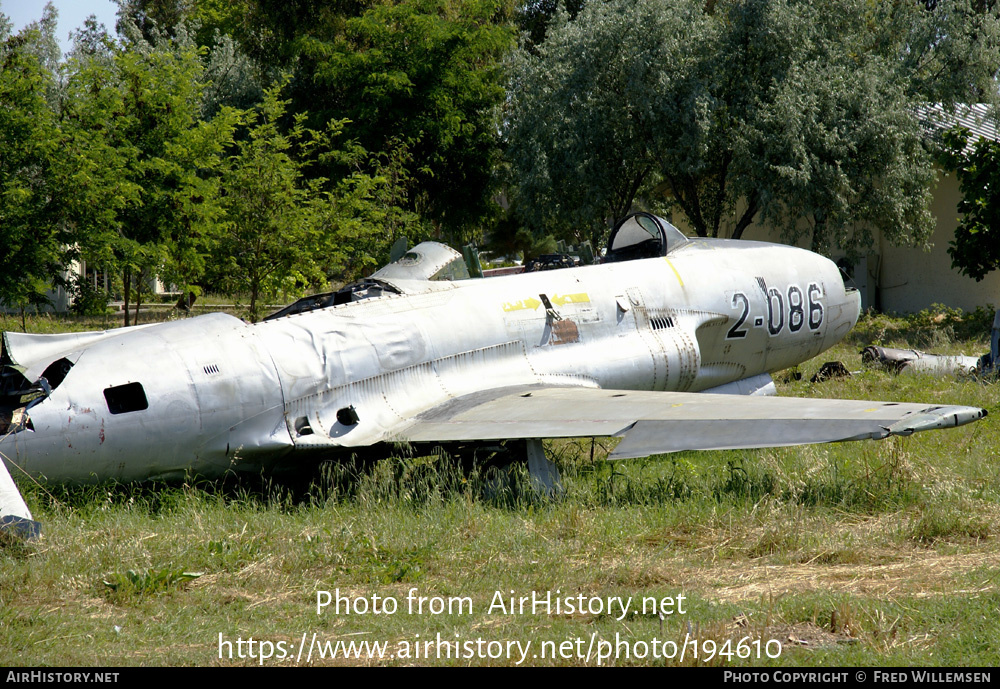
(876, 172, 1000, 314)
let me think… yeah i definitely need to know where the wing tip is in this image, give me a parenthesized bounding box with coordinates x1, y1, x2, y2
(888, 405, 987, 435)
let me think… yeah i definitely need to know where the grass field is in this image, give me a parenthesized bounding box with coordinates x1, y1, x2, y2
(1, 307, 998, 666)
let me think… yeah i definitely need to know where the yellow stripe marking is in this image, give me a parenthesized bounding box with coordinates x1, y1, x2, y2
(502, 297, 542, 312)
(664, 258, 684, 288)
(502, 293, 590, 312)
(551, 293, 590, 307)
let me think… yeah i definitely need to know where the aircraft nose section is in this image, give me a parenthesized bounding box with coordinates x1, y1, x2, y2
(831, 254, 862, 326)
(817, 256, 861, 351)
(845, 286, 862, 323)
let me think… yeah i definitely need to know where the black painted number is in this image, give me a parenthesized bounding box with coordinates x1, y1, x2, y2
(727, 293, 749, 339)
(808, 283, 824, 330)
(767, 288, 784, 336)
(788, 285, 804, 332)
(727, 283, 825, 339)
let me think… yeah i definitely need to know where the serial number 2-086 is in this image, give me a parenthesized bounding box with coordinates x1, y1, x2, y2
(727, 283, 823, 339)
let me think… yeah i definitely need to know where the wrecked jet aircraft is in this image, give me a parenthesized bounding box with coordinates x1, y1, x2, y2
(0, 213, 988, 537)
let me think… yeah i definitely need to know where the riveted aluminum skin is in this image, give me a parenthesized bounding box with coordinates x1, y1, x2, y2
(0, 227, 987, 498)
(3, 313, 291, 482)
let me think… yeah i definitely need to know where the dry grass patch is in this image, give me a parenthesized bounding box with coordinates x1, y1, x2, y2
(684, 549, 1000, 602)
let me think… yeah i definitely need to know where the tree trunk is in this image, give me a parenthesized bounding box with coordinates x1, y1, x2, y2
(249, 276, 259, 323)
(731, 193, 760, 241)
(811, 210, 827, 254)
(123, 268, 131, 328)
(134, 279, 142, 325)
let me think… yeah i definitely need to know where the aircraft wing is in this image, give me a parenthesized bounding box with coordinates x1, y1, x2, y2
(395, 385, 986, 458)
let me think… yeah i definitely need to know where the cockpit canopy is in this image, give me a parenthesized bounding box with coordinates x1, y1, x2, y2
(604, 213, 688, 263)
(371, 242, 470, 282)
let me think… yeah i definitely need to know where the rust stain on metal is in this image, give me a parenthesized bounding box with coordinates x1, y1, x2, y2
(550, 319, 580, 345)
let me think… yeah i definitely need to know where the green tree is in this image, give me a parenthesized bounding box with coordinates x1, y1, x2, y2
(504, 0, 999, 253)
(504, 0, 694, 245)
(65, 21, 238, 325)
(517, 0, 587, 52)
(940, 126, 1000, 282)
(200, 33, 265, 117)
(239, 0, 515, 243)
(216, 86, 337, 322)
(740, 44, 935, 253)
(212, 84, 435, 316)
(0, 18, 73, 324)
(114, 0, 268, 117)
(331, 138, 433, 275)
(115, 0, 193, 43)
(0, 8, 130, 326)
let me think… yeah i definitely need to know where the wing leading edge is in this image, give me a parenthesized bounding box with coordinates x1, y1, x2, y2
(395, 386, 987, 458)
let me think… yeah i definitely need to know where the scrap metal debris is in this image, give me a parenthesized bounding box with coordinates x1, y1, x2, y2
(861, 346, 981, 377)
(861, 311, 1000, 379)
(811, 361, 851, 383)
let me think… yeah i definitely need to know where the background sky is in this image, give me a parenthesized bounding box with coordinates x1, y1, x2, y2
(2, 0, 119, 55)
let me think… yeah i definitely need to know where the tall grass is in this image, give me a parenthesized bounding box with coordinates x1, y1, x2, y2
(1, 310, 998, 665)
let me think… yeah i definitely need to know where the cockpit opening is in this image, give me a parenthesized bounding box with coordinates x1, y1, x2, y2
(604, 213, 689, 263)
(40, 357, 73, 391)
(264, 279, 402, 321)
(0, 353, 73, 434)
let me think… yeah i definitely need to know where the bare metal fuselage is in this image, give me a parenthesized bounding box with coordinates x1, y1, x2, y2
(2, 237, 859, 482)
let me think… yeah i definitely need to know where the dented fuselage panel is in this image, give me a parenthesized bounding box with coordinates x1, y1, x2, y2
(1, 313, 292, 481)
(1, 232, 861, 483)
